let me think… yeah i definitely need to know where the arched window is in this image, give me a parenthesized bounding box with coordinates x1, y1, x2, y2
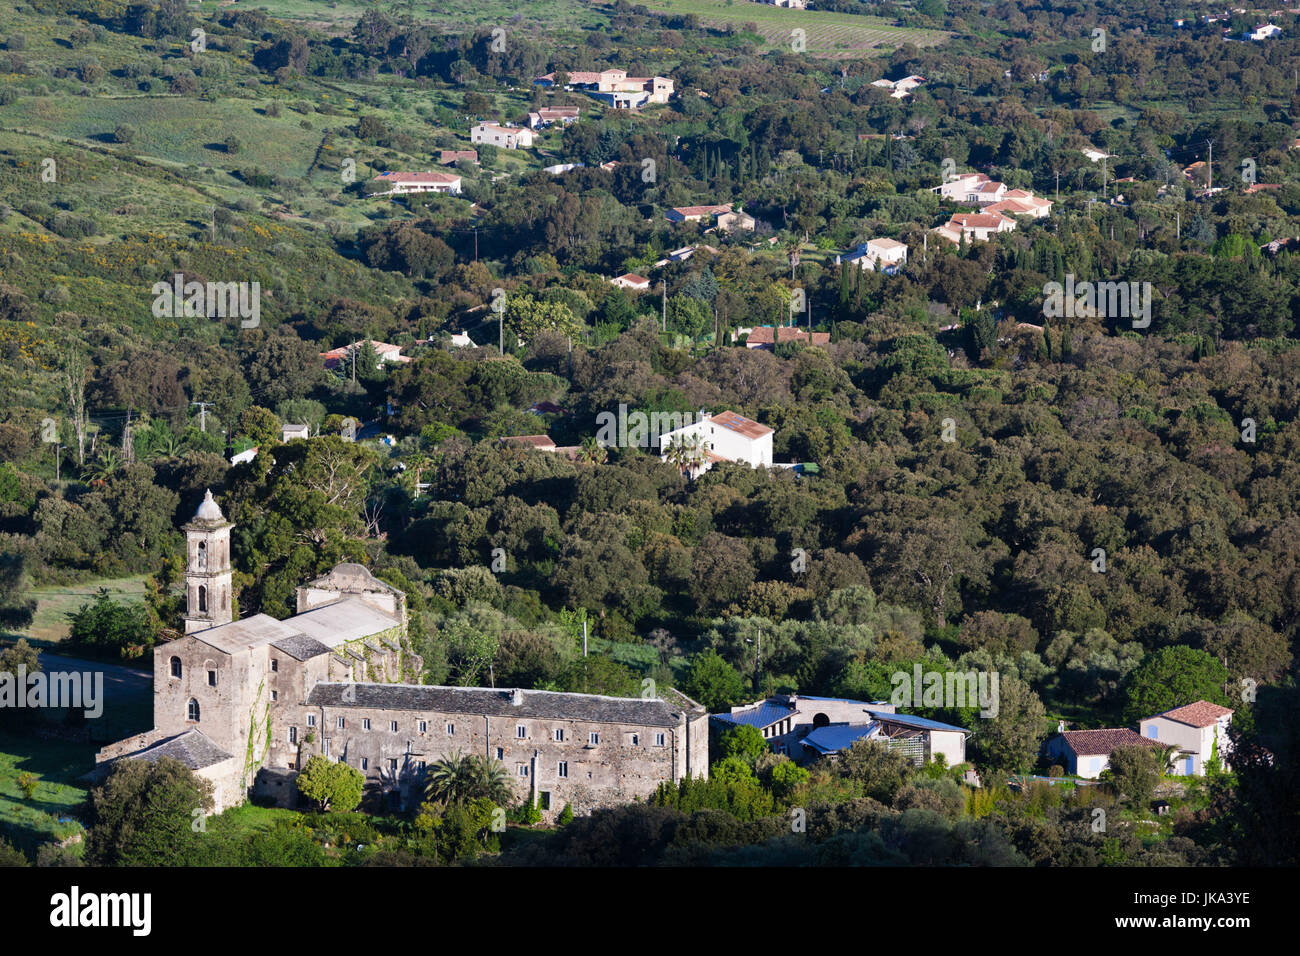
(170, 657, 182, 679)
(812, 712, 830, 729)
(198, 586, 207, 613)
(197, 540, 207, 571)
(187, 699, 201, 722)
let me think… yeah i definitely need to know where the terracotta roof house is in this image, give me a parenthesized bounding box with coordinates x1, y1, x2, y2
(658, 410, 774, 478)
(321, 340, 411, 370)
(933, 212, 1017, 243)
(666, 203, 735, 224)
(1045, 728, 1160, 778)
(744, 326, 830, 348)
(500, 434, 557, 451)
(439, 149, 478, 165)
(371, 171, 462, 195)
(836, 238, 908, 272)
(1138, 701, 1234, 775)
(610, 273, 651, 290)
(527, 106, 581, 128)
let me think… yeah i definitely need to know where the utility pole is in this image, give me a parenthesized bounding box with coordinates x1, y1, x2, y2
(210, 206, 216, 243)
(1207, 140, 1213, 192)
(1054, 168, 1059, 204)
(582, 619, 588, 658)
(662, 280, 667, 333)
(191, 401, 214, 432)
(351, 346, 357, 384)
(498, 309, 504, 355)
(53, 443, 61, 483)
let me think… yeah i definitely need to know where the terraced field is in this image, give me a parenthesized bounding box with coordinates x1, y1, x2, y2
(643, 0, 950, 57)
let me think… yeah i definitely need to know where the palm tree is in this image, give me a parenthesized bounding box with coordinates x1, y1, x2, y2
(664, 432, 707, 480)
(82, 449, 122, 486)
(424, 751, 511, 806)
(579, 436, 607, 465)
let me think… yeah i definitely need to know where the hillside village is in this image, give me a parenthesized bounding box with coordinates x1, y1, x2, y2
(0, 0, 1297, 879)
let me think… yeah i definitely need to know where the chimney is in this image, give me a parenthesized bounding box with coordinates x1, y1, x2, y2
(511, 689, 524, 707)
(1057, 720, 1066, 733)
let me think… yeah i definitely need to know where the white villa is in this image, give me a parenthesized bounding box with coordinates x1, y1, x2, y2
(371, 171, 463, 196)
(837, 237, 908, 271)
(658, 409, 773, 478)
(534, 69, 674, 109)
(1046, 700, 1233, 779)
(470, 124, 535, 149)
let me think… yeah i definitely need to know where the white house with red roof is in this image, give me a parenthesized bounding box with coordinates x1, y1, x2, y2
(610, 273, 651, 291)
(1046, 700, 1234, 778)
(527, 106, 581, 128)
(371, 171, 462, 196)
(933, 211, 1017, 243)
(1138, 701, 1234, 775)
(321, 340, 412, 371)
(658, 409, 774, 477)
(534, 69, 674, 108)
(470, 124, 535, 149)
(665, 203, 736, 224)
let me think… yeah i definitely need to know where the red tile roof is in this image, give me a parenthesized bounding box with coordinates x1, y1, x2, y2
(709, 410, 773, 439)
(1059, 728, 1160, 756)
(373, 171, 460, 185)
(500, 435, 556, 450)
(1155, 701, 1233, 728)
(746, 326, 830, 346)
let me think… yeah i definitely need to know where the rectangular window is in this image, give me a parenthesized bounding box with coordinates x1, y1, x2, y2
(289, 727, 297, 744)
(517, 764, 529, 777)
(322, 739, 330, 756)
(360, 757, 368, 771)
(337, 717, 346, 729)
(446, 723, 455, 736)
(539, 791, 551, 811)
(418, 721, 428, 733)
(655, 733, 665, 747)
(388, 758, 398, 772)
(558, 761, 568, 778)
(554, 728, 564, 742)
(271, 690, 278, 702)
(389, 721, 398, 733)
(270, 659, 279, 672)
(495, 747, 504, 760)
(589, 732, 600, 745)
(631, 733, 639, 746)
(306, 714, 316, 727)
(417, 760, 426, 771)
(516, 725, 527, 739)
(207, 670, 217, 687)
(362, 719, 371, 731)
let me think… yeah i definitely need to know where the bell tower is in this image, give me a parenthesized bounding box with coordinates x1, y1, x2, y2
(183, 489, 233, 633)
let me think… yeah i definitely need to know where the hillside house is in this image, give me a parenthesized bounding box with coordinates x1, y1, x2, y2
(933, 212, 1017, 243)
(470, 124, 535, 149)
(836, 237, 908, 272)
(713, 694, 969, 767)
(666, 203, 736, 224)
(371, 171, 462, 196)
(1044, 728, 1160, 778)
(534, 69, 674, 109)
(439, 150, 478, 165)
(527, 106, 581, 128)
(610, 273, 651, 290)
(1138, 701, 1233, 775)
(658, 409, 773, 477)
(744, 326, 830, 349)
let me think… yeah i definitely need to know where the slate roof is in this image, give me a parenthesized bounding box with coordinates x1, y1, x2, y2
(866, 710, 970, 734)
(1151, 701, 1233, 728)
(130, 730, 233, 770)
(801, 722, 880, 755)
(711, 700, 796, 729)
(306, 683, 695, 727)
(271, 633, 333, 662)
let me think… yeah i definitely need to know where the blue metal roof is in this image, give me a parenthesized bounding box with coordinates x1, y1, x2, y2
(867, 710, 969, 733)
(801, 722, 879, 755)
(711, 701, 794, 729)
(800, 695, 876, 704)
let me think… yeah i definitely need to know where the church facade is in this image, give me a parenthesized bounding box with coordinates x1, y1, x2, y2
(95, 491, 709, 818)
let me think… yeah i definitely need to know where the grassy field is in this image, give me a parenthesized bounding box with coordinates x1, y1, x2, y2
(5, 574, 149, 647)
(642, 0, 949, 57)
(0, 730, 91, 858)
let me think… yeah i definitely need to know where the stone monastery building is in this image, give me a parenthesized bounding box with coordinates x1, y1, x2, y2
(96, 491, 709, 817)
